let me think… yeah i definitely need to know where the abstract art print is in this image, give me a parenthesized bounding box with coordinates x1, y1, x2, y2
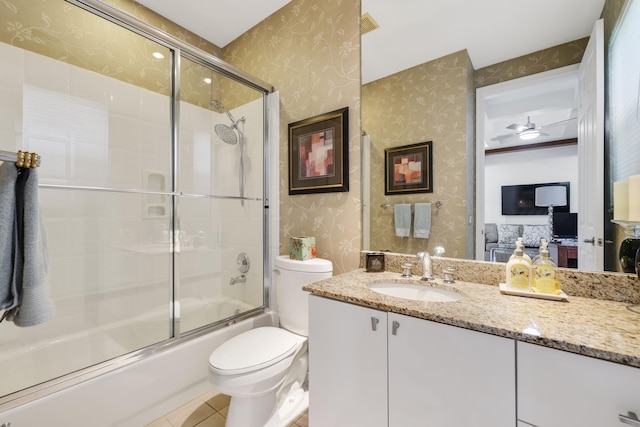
(288, 107, 349, 195)
(385, 141, 433, 194)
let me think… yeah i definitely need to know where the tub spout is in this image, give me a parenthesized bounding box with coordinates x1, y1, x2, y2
(229, 274, 246, 285)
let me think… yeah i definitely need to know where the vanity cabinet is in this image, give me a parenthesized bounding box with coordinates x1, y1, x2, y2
(517, 342, 640, 427)
(308, 294, 388, 427)
(308, 295, 516, 426)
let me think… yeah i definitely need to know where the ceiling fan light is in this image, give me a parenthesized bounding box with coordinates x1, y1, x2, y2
(519, 129, 540, 140)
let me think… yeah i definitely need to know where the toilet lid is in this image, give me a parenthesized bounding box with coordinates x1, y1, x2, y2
(209, 327, 302, 375)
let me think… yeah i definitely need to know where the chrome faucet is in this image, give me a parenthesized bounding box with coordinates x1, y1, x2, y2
(229, 274, 246, 285)
(416, 252, 433, 281)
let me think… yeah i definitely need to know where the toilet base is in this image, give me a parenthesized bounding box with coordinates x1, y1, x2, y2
(223, 389, 308, 427)
(226, 392, 276, 427)
(264, 388, 308, 427)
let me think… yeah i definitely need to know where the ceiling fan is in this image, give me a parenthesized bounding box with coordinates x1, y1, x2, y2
(491, 116, 576, 143)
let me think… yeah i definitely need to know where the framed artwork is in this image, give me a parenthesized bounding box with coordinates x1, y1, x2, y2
(288, 107, 349, 195)
(385, 141, 433, 195)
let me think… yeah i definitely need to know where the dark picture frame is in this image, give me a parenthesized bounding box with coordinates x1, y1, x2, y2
(384, 141, 433, 195)
(288, 107, 349, 195)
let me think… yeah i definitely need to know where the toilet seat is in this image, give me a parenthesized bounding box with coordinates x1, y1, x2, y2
(209, 327, 303, 375)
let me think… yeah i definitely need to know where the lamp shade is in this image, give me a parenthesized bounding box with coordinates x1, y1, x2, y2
(535, 185, 567, 207)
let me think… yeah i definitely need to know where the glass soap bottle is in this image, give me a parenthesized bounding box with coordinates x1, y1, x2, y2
(506, 246, 532, 291)
(532, 240, 561, 295)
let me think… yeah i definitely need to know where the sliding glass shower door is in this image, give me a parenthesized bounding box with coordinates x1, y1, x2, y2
(175, 58, 266, 334)
(0, 0, 270, 405)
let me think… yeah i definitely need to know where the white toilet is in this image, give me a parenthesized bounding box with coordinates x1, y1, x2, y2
(208, 255, 332, 427)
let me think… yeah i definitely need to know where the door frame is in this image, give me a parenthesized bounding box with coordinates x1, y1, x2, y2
(475, 64, 580, 261)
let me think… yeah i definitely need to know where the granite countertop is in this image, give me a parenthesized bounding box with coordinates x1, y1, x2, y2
(303, 268, 640, 368)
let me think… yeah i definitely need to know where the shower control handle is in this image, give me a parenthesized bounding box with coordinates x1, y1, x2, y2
(237, 253, 250, 273)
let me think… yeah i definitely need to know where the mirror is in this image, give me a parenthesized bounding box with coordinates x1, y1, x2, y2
(361, 0, 634, 274)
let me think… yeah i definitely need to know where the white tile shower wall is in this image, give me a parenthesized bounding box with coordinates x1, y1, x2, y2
(178, 98, 266, 319)
(0, 44, 23, 151)
(0, 45, 174, 357)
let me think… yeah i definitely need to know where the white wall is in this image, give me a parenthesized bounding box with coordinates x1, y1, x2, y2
(484, 144, 578, 225)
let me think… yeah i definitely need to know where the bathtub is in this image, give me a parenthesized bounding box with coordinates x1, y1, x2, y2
(0, 305, 276, 427)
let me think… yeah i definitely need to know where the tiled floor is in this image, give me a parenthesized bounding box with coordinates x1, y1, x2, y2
(145, 390, 308, 427)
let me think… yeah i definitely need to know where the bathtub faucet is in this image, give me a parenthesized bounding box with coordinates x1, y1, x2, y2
(229, 274, 246, 285)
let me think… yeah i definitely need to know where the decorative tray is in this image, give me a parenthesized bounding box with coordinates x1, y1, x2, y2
(499, 283, 568, 301)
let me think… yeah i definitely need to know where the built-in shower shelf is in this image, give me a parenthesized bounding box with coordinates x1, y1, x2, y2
(143, 170, 169, 218)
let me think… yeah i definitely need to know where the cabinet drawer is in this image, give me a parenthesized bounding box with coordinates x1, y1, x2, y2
(518, 342, 640, 426)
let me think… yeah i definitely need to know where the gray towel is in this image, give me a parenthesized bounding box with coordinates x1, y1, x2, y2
(0, 162, 19, 312)
(394, 204, 411, 237)
(0, 162, 55, 326)
(413, 203, 432, 239)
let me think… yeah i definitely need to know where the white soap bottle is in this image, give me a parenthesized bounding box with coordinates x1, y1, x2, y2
(506, 245, 532, 291)
(509, 237, 532, 264)
(532, 240, 560, 295)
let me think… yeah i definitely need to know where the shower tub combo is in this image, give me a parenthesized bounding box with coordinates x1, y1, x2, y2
(0, 0, 278, 424)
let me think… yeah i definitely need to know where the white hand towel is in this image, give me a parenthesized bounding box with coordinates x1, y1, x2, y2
(394, 204, 411, 237)
(413, 203, 432, 239)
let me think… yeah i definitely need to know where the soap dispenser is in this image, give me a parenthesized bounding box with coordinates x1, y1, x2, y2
(509, 237, 532, 264)
(506, 244, 532, 291)
(532, 240, 560, 295)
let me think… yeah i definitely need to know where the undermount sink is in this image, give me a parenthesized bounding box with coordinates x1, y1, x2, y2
(367, 282, 464, 302)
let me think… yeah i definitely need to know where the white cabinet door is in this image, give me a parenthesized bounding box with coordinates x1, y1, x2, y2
(518, 342, 640, 427)
(388, 313, 516, 427)
(308, 295, 388, 427)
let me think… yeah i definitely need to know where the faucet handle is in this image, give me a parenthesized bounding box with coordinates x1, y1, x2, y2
(401, 263, 413, 278)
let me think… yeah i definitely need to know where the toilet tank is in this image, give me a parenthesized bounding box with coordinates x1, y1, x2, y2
(274, 255, 332, 336)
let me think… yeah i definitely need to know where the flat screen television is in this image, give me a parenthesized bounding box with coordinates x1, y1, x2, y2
(553, 212, 578, 239)
(501, 182, 570, 215)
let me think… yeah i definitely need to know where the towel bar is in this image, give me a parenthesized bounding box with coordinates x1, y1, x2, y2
(0, 150, 41, 168)
(380, 201, 443, 209)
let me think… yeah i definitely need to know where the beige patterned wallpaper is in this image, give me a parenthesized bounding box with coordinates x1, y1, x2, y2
(104, 0, 223, 57)
(0, 0, 261, 109)
(474, 38, 589, 89)
(0, 0, 178, 95)
(362, 50, 472, 258)
(223, 0, 362, 275)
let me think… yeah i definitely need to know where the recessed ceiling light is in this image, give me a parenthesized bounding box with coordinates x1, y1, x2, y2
(203, 78, 212, 84)
(152, 52, 165, 59)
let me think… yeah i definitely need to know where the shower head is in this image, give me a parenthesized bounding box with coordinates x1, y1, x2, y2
(214, 123, 238, 145)
(210, 99, 247, 206)
(210, 99, 243, 126)
(210, 99, 245, 145)
(210, 99, 225, 112)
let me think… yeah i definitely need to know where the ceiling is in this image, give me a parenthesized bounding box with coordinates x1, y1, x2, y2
(133, 0, 605, 148)
(482, 68, 580, 150)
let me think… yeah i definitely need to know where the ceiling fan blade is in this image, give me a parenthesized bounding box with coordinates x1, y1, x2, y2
(539, 117, 577, 129)
(506, 123, 528, 132)
(490, 133, 517, 142)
